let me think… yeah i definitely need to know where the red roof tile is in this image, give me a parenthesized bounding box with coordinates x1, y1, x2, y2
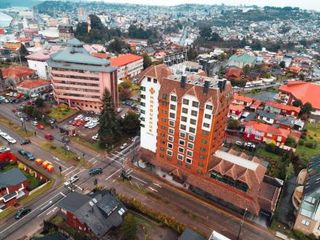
(233, 93, 253, 104)
(250, 100, 262, 109)
(110, 54, 142, 67)
(279, 81, 320, 109)
(17, 79, 49, 89)
(2, 66, 34, 79)
(245, 120, 290, 137)
(225, 67, 243, 79)
(265, 101, 300, 113)
(91, 52, 109, 59)
(229, 104, 245, 112)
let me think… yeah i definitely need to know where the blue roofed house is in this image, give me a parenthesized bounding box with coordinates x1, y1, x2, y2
(227, 53, 256, 68)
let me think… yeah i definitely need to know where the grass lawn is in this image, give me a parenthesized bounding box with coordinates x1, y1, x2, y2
(296, 122, 320, 166)
(23, 171, 45, 190)
(71, 136, 104, 153)
(40, 142, 84, 163)
(48, 104, 77, 122)
(0, 206, 15, 220)
(256, 148, 283, 178)
(256, 148, 281, 161)
(0, 114, 33, 138)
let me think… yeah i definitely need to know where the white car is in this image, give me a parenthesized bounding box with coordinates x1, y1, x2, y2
(87, 122, 98, 129)
(32, 121, 38, 126)
(74, 114, 84, 120)
(84, 116, 92, 122)
(91, 134, 98, 141)
(64, 175, 79, 187)
(6, 137, 16, 144)
(85, 121, 98, 128)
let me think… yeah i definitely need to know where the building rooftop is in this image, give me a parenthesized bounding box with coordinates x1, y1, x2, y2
(2, 66, 34, 79)
(17, 79, 50, 89)
(265, 100, 300, 113)
(110, 53, 142, 67)
(0, 168, 27, 188)
(245, 120, 291, 137)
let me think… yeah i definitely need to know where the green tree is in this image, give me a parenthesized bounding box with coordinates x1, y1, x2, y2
(120, 214, 137, 240)
(279, 61, 286, 68)
(108, 38, 129, 53)
(142, 54, 152, 69)
(199, 26, 212, 40)
(300, 102, 313, 115)
(187, 47, 198, 61)
(285, 135, 297, 147)
(227, 119, 241, 130)
(34, 97, 44, 108)
(121, 112, 140, 135)
(118, 80, 133, 101)
(98, 89, 121, 147)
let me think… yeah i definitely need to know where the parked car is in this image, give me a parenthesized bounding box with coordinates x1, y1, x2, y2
(64, 175, 79, 187)
(44, 133, 54, 141)
(21, 139, 31, 145)
(36, 123, 44, 130)
(18, 149, 35, 160)
(74, 114, 84, 120)
(120, 143, 128, 150)
(91, 134, 98, 141)
(235, 141, 243, 147)
(15, 208, 31, 219)
(89, 167, 103, 176)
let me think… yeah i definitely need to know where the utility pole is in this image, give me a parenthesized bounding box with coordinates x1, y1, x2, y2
(237, 208, 248, 240)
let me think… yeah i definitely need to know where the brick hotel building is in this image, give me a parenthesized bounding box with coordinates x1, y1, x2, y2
(139, 63, 281, 216)
(48, 39, 118, 112)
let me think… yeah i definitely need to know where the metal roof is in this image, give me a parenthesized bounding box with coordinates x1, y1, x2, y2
(0, 168, 27, 188)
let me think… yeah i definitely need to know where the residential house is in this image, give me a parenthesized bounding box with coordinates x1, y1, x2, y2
(0, 168, 28, 208)
(232, 93, 254, 107)
(227, 53, 256, 68)
(224, 67, 243, 80)
(264, 101, 300, 117)
(293, 156, 320, 237)
(16, 79, 51, 96)
(228, 104, 245, 120)
(1, 66, 35, 90)
(279, 81, 320, 121)
(58, 191, 126, 239)
(243, 120, 290, 146)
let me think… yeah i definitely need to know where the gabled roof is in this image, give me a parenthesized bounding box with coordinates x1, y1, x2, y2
(2, 66, 34, 79)
(138, 64, 172, 84)
(279, 81, 320, 109)
(244, 120, 290, 137)
(229, 104, 245, 112)
(233, 93, 253, 104)
(265, 101, 300, 113)
(0, 168, 27, 188)
(17, 79, 49, 89)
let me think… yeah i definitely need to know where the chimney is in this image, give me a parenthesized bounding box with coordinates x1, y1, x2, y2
(203, 81, 209, 94)
(180, 75, 186, 88)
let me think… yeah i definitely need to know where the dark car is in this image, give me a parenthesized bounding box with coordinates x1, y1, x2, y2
(89, 167, 103, 176)
(21, 139, 31, 145)
(18, 149, 35, 160)
(15, 208, 31, 219)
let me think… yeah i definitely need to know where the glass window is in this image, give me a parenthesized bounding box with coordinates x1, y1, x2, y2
(169, 113, 175, 119)
(200, 147, 206, 152)
(178, 147, 184, 153)
(206, 104, 213, 110)
(203, 123, 210, 128)
(187, 143, 194, 149)
(168, 128, 174, 134)
(180, 124, 186, 130)
(167, 150, 173, 156)
(188, 135, 195, 142)
(200, 155, 205, 160)
(140, 86, 146, 91)
(187, 150, 193, 157)
(181, 116, 187, 122)
(205, 114, 211, 119)
(190, 119, 196, 125)
(178, 154, 184, 161)
(191, 110, 197, 117)
(153, 79, 157, 83)
(201, 139, 208, 144)
(141, 102, 145, 107)
(192, 101, 199, 107)
(162, 94, 167, 99)
(170, 95, 177, 102)
(183, 99, 189, 105)
(179, 139, 185, 146)
(147, 77, 151, 82)
(170, 104, 176, 110)
(186, 158, 192, 164)
(168, 143, 173, 149)
(198, 162, 204, 167)
(141, 94, 146, 99)
(189, 127, 195, 133)
(169, 120, 175, 127)
(180, 132, 186, 138)
(182, 108, 188, 114)
(168, 135, 174, 142)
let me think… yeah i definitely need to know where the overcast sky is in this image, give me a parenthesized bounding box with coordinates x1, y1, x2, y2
(102, 0, 320, 11)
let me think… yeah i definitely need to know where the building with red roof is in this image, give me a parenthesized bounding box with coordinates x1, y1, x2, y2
(228, 104, 245, 120)
(244, 120, 290, 146)
(265, 100, 300, 117)
(232, 93, 254, 107)
(110, 54, 143, 81)
(16, 79, 51, 96)
(224, 67, 243, 80)
(1, 66, 35, 90)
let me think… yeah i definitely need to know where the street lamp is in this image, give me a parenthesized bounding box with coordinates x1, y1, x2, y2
(237, 208, 248, 240)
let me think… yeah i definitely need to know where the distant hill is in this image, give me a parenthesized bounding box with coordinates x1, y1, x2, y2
(0, 0, 40, 8)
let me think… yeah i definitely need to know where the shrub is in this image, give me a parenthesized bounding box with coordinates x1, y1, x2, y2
(305, 141, 317, 149)
(265, 143, 280, 154)
(298, 139, 305, 146)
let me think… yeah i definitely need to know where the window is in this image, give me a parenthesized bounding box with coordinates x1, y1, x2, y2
(167, 143, 173, 149)
(181, 116, 187, 122)
(204, 114, 211, 119)
(170, 95, 177, 102)
(182, 108, 188, 114)
(202, 130, 209, 136)
(169, 113, 175, 119)
(203, 123, 210, 128)
(140, 86, 146, 91)
(169, 120, 175, 127)
(147, 77, 151, 82)
(200, 147, 206, 152)
(167, 150, 173, 156)
(141, 110, 145, 114)
(201, 139, 208, 144)
(141, 94, 146, 99)
(162, 94, 167, 99)
(140, 117, 145, 121)
(161, 118, 167, 123)
(153, 79, 157, 83)
(188, 135, 195, 142)
(187, 143, 194, 149)
(180, 124, 186, 130)
(170, 104, 176, 110)
(178, 147, 184, 153)
(206, 104, 213, 110)
(179, 132, 186, 138)
(168, 128, 174, 134)
(168, 135, 174, 142)
(199, 155, 205, 160)
(183, 99, 189, 105)
(192, 101, 199, 107)
(161, 126, 166, 130)
(189, 127, 195, 133)
(198, 162, 204, 167)
(160, 154, 164, 158)
(179, 139, 185, 146)
(190, 119, 196, 125)
(160, 147, 165, 151)
(186, 158, 192, 164)
(301, 219, 310, 226)
(178, 154, 184, 161)
(187, 150, 193, 157)
(191, 110, 197, 117)
(141, 102, 145, 107)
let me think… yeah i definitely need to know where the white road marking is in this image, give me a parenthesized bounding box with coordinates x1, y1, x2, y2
(60, 192, 66, 197)
(74, 184, 83, 191)
(153, 183, 162, 188)
(92, 160, 97, 165)
(148, 186, 158, 192)
(46, 207, 58, 216)
(131, 175, 147, 184)
(105, 168, 122, 181)
(64, 167, 78, 177)
(61, 166, 73, 174)
(88, 154, 100, 163)
(53, 156, 60, 161)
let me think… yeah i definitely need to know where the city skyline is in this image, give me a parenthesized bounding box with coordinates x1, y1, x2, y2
(100, 0, 320, 10)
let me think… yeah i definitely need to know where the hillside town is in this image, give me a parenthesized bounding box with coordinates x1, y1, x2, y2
(0, 1, 320, 240)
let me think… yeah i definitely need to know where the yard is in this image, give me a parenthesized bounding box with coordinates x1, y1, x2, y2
(48, 103, 77, 122)
(296, 122, 320, 166)
(0, 114, 33, 138)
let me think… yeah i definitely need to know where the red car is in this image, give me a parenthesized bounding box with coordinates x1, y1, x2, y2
(72, 119, 85, 126)
(44, 133, 54, 140)
(36, 123, 44, 130)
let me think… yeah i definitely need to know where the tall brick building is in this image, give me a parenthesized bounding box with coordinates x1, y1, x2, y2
(138, 63, 282, 216)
